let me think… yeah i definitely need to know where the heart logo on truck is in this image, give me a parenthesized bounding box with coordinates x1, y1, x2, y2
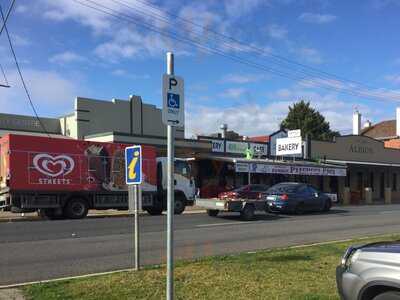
(33, 153, 75, 177)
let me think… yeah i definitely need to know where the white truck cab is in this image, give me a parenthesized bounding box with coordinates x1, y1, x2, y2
(143, 157, 195, 215)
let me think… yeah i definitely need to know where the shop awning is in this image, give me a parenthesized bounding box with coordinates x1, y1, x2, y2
(326, 159, 400, 168)
(191, 154, 347, 177)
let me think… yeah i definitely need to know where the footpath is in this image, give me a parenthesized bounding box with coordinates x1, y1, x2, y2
(0, 206, 206, 222)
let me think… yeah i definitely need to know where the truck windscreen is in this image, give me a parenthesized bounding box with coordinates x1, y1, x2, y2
(175, 160, 191, 179)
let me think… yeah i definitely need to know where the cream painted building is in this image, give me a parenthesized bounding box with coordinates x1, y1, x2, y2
(0, 95, 209, 155)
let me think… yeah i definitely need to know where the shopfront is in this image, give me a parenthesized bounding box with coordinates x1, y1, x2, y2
(310, 135, 400, 204)
(191, 154, 346, 198)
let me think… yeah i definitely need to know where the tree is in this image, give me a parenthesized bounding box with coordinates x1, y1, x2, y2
(280, 100, 340, 141)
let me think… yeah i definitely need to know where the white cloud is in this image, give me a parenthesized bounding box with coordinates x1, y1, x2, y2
(219, 88, 247, 99)
(94, 27, 189, 62)
(186, 84, 390, 138)
(224, 0, 267, 17)
(371, 0, 400, 9)
(11, 34, 31, 47)
(221, 73, 267, 84)
(49, 51, 86, 64)
(15, 5, 28, 13)
(298, 13, 337, 24)
(266, 24, 288, 39)
(385, 74, 400, 85)
(0, 69, 82, 116)
(111, 69, 150, 79)
(297, 47, 323, 64)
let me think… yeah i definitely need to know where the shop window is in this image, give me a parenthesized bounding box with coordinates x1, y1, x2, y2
(380, 173, 385, 198)
(357, 172, 363, 191)
(345, 171, 350, 187)
(393, 173, 397, 191)
(330, 176, 338, 193)
(369, 173, 374, 191)
(318, 176, 324, 191)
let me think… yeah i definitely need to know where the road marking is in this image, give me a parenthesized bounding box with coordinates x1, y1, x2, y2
(0, 268, 137, 289)
(379, 211, 400, 215)
(196, 221, 261, 227)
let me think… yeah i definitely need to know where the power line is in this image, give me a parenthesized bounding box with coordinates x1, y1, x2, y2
(110, 0, 397, 97)
(80, 0, 399, 101)
(73, 0, 400, 102)
(110, 0, 378, 92)
(0, 63, 10, 88)
(0, 4, 51, 137)
(0, 0, 15, 36)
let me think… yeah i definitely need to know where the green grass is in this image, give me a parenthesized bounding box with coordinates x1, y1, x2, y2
(23, 234, 400, 300)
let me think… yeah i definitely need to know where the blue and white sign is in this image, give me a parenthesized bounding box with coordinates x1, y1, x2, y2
(125, 145, 142, 185)
(163, 74, 184, 127)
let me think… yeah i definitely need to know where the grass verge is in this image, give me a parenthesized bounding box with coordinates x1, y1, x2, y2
(23, 234, 400, 300)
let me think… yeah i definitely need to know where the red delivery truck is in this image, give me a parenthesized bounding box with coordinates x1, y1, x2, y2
(0, 134, 196, 219)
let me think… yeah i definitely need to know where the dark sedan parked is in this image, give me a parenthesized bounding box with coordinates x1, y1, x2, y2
(266, 182, 331, 214)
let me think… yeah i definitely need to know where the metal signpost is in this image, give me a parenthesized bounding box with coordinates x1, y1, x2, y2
(162, 52, 184, 300)
(125, 145, 142, 271)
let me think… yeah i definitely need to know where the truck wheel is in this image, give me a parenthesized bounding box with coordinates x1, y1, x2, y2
(174, 195, 186, 215)
(240, 204, 255, 221)
(146, 207, 163, 215)
(64, 198, 89, 219)
(207, 209, 219, 217)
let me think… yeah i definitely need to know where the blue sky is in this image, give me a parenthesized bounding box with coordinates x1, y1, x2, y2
(1, 0, 400, 137)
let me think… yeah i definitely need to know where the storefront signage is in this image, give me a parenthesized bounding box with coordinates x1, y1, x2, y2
(276, 136, 302, 156)
(349, 144, 374, 154)
(249, 143, 268, 156)
(200, 138, 268, 155)
(211, 140, 224, 153)
(235, 162, 346, 177)
(226, 141, 248, 154)
(288, 129, 301, 138)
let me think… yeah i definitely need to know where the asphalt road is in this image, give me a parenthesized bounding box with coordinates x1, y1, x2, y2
(1, 204, 400, 286)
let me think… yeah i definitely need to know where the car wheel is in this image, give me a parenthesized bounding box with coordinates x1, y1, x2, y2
(174, 195, 186, 215)
(64, 198, 89, 219)
(241, 204, 255, 221)
(207, 209, 219, 217)
(323, 200, 332, 212)
(295, 203, 305, 215)
(373, 291, 400, 300)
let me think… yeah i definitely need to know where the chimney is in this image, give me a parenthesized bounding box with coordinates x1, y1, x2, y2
(353, 110, 361, 135)
(220, 123, 228, 139)
(363, 120, 372, 129)
(397, 108, 400, 137)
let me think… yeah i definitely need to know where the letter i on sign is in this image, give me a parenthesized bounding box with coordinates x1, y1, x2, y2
(125, 145, 142, 185)
(128, 151, 140, 180)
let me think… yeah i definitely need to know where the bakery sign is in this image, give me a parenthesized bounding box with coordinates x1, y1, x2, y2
(276, 136, 302, 156)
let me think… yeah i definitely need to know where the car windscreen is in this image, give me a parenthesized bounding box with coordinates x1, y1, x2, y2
(267, 184, 300, 194)
(234, 185, 249, 192)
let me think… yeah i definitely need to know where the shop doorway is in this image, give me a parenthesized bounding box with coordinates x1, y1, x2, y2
(380, 173, 385, 199)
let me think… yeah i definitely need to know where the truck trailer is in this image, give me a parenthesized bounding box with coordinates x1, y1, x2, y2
(0, 134, 196, 219)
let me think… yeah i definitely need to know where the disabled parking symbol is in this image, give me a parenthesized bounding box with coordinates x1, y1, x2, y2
(167, 93, 180, 109)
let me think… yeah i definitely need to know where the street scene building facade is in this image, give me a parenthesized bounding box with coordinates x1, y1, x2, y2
(2, 94, 400, 204)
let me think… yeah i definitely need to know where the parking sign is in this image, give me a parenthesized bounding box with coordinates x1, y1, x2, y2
(125, 145, 142, 185)
(162, 74, 184, 127)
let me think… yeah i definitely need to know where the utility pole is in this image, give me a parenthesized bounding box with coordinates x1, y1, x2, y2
(166, 51, 175, 300)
